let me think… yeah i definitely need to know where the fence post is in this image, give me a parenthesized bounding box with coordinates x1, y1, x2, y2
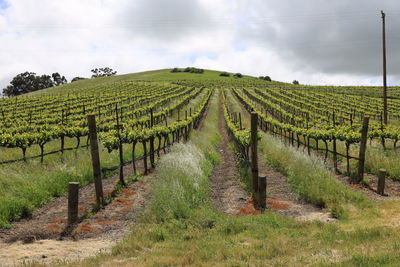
(258, 174, 266, 210)
(150, 109, 155, 169)
(356, 116, 369, 183)
(68, 182, 79, 225)
(87, 114, 104, 206)
(377, 169, 387, 195)
(251, 112, 259, 193)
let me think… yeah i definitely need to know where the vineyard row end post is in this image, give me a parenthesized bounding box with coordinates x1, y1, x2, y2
(67, 182, 79, 226)
(251, 112, 259, 194)
(87, 114, 104, 206)
(356, 116, 369, 183)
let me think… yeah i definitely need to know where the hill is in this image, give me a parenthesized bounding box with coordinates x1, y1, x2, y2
(26, 68, 268, 96)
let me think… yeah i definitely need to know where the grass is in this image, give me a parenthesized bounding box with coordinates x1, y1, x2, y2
(26, 69, 266, 96)
(64, 90, 400, 267)
(364, 147, 400, 181)
(5, 71, 400, 266)
(0, 142, 143, 228)
(0, 84, 207, 228)
(258, 133, 370, 218)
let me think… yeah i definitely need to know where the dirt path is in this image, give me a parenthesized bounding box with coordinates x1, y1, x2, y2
(227, 90, 334, 221)
(210, 101, 250, 215)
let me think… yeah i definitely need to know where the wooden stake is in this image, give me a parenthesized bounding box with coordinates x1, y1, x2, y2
(258, 174, 266, 210)
(356, 116, 370, 183)
(68, 182, 79, 225)
(87, 115, 104, 206)
(377, 169, 387, 196)
(251, 112, 259, 193)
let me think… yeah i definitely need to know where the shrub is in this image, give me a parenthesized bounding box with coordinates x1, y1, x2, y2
(219, 72, 230, 77)
(259, 76, 271, 81)
(233, 73, 243, 78)
(182, 67, 204, 74)
(190, 68, 204, 74)
(293, 80, 299, 85)
(171, 68, 181, 73)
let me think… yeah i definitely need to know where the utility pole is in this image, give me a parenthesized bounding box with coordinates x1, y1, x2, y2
(381, 10, 388, 125)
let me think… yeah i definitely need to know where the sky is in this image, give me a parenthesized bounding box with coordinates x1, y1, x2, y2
(0, 0, 400, 89)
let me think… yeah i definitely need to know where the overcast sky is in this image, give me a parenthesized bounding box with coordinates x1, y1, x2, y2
(1, 0, 400, 89)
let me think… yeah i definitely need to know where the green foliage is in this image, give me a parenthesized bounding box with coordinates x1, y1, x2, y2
(219, 72, 230, 77)
(91, 67, 117, 78)
(182, 67, 204, 74)
(259, 133, 370, 217)
(171, 67, 181, 73)
(2, 71, 68, 97)
(259, 75, 272, 81)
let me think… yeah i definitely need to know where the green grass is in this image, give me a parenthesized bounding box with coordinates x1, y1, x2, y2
(64, 89, 400, 267)
(258, 133, 370, 218)
(364, 147, 400, 181)
(0, 84, 208, 227)
(0, 142, 143, 228)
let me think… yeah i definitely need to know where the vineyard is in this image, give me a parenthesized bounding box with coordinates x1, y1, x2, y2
(2, 69, 400, 266)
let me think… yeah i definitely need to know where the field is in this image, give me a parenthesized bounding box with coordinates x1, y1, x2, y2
(1, 69, 400, 266)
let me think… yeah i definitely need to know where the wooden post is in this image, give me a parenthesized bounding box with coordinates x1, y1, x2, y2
(258, 174, 266, 210)
(87, 115, 104, 206)
(239, 113, 242, 130)
(150, 109, 155, 169)
(377, 169, 387, 195)
(68, 182, 79, 225)
(251, 112, 259, 193)
(381, 10, 388, 125)
(143, 140, 148, 174)
(356, 116, 370, 183)
(116, 106, 125, 185)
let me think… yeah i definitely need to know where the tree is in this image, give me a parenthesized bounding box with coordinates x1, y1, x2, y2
(37, 74, 54, 89)
(233, 73, 243, 78)
(71, 77, 86, 83)
(293, 80, 299, 85)
(219, 72, 230, 77)
(3, 72, 39, 97)
(52, 72, 67, 86)
(2, 71, 67, 97)
(91, 67, 117, 78)
(259, 76, 271, 81)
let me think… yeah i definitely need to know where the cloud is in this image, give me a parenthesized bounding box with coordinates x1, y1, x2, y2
(235, 0, 400, 79)
(0, 0, 400, 90)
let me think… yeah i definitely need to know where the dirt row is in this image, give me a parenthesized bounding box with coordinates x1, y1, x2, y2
(210, 97, 333, 222)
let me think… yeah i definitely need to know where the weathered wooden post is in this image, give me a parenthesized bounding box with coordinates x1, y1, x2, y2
(87, 114, 104, 206)
(143, 140, 148, 174)
(251, 112, 259, 193)
(68, 182, 79, 225)
(377, 168, 387, 195)
(149, 108, 155, 169)
(258, 174, 267, 210)
(116, 106, 125, 185)
(61, 110, 65, 155)
(356, 116, 369, 183)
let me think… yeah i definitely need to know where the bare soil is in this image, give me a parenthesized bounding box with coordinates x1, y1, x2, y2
(210, 102, 250, 215)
